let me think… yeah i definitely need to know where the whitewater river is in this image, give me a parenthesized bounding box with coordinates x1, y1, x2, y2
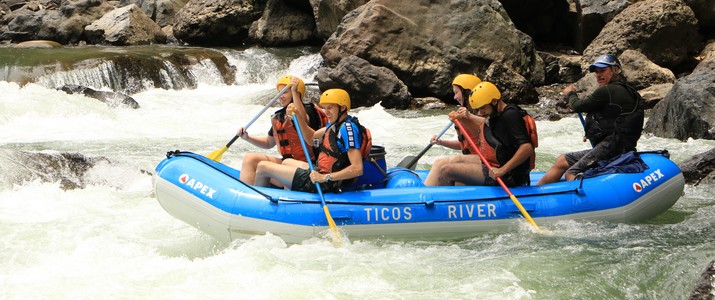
(1, 48, 713, 299)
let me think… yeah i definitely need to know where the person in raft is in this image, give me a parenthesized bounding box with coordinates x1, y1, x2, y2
(236, 75, 326, 186)
(426, 82, 534, 187)
(254, 88, 372, 193)
(537, 54, 644, 185)
(427, 74, 482, 151)
(423, 73, 488, 185)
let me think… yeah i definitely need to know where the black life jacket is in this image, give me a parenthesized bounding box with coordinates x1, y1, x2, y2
(584, 82, 644, 152)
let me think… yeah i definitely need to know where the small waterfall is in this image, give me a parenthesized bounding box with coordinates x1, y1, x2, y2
(221, 46, 322, 85)
(1, 46, 324, 95)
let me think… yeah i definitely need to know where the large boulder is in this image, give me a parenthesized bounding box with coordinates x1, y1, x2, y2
(3, 0, 115, 44)
(582, 0, 700, 70)
(320, 0, 542, 105)
(315, 55, 412, 109)
(172, 0, 267, 46)
(538, 51, 582, 84)
(119, 0, 190, 27)
(248, 0, 316, 46)
(618, 49, 676, 90)
(644, 68, 715, 141)
(309, 0, 368, 41)
(483, 62, 539, 104)
(578, 0, 630, 51)
(678, 148, 715, 185)
(84, 4, 166, 45)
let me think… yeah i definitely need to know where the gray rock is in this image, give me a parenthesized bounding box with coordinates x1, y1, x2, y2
(583, 0, 701, 69)
(483, 62, 539, 105)
(58, 84, 141, 109)
(689, 260, 715, 299)
(618, 49, 676, 90)
(172, 0, 267, 46)
(4, 0, 115, 44)
(85, 4, 166, 45)
(320, 0, 542, 104)
(644, 70, 715, 141)
(0, 151, 112, 190)
(248, 0, 316, 46)
(119, 0, 189, 27)
(679, 148, 715, 186)
(315, 55, 412, 109)
(579, 0, 630, 50)
(638, 83, 673, 109)
(309, 0, 367, 41)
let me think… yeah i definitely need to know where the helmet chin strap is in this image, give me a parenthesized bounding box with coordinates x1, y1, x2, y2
(337, 106, 348, 121)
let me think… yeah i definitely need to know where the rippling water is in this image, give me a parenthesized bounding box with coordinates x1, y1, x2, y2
(1, 48, 713, 299)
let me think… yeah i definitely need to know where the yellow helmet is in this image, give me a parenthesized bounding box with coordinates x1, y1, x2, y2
(469, 82, 501, 109)
(319, 89, 351, 111)
(276, 75, 306, 97)
(452, 74, 481, 91)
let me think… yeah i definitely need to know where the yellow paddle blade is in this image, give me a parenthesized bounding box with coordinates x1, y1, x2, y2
(207, 146, 228, 162)
(323, 205, 343, 246)
(509, 194, 542, 233)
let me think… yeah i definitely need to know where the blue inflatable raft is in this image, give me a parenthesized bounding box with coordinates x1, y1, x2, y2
(153, 150, 684, 243)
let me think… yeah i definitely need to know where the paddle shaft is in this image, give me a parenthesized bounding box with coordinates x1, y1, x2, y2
(452, 119, 542, 232)
(576, 112, 595, 148)
(403, 122, 453, 169)
(224, 84, 291, 148)
(290, 113, 341, 243)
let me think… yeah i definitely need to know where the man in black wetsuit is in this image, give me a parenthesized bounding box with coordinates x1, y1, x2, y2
(538, 54, 645, 185)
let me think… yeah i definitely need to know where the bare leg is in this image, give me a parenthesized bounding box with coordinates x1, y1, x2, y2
(436, 155, 485, 186)
(255, 161, 300, 188)
(565, 172, 578, 181)
(424, 156, 449, 186)
(537, 154, 569, 185)
(240, 153, 282, 184)
(282, 158, 309, 169)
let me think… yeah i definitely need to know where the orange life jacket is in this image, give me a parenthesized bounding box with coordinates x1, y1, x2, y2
(272, 103, 329, 161)
(509, 105, 538, 170)
(456, 119, 500, 167)
(272, 117, 311, 161)
(523, 112, 538, 170)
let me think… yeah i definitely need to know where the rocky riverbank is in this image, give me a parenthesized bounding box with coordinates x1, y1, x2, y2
(2, 0, 713, 141)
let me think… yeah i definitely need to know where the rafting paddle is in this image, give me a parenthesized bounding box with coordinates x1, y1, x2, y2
(397, 122, 453, 170)
(577, 112, 595, 148)
(207, 85, 291, 162)
(453, 119, 542, 233)
(290, 112, 342, 245)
